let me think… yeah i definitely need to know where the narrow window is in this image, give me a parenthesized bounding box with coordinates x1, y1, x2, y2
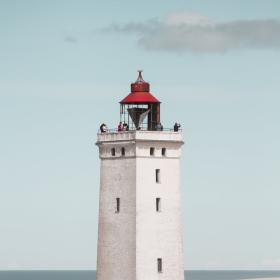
(156, 198, 161, 212)
(111, 148, 115, 156)
(150, 147, 155, 156)
(161, 148, 166, 156)
(157, 258, 162, 273)
(121, 147, 125, 156)
(156, 169, 160, 183)
(116, 198, 120, 213)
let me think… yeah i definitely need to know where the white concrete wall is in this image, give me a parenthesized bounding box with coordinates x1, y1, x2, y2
(136, 156, 184, 280)
(96, 131, 184, 280)
(96, 155, 136, 280)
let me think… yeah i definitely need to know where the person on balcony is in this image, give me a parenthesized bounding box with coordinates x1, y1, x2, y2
(118, 122, 124, 132)
(123, 122, 129, 131)
(174, 122, 181, 132)
(100, 123, 107, 133)
(156, 122, 163, 131)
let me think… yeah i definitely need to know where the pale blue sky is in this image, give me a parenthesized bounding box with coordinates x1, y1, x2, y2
(0, 0, 280, 270)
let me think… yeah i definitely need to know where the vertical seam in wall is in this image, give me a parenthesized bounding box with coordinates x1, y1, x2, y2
(96, 159, 103, 275)
(135, 143, 137, 280)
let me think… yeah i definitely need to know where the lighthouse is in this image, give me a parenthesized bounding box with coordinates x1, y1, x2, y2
(96, 71, 184, 280)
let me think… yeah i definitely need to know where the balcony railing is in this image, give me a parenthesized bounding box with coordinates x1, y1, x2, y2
(97, 128, 182, 134)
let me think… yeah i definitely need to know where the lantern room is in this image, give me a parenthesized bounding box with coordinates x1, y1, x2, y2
(120, 71, 161, 131)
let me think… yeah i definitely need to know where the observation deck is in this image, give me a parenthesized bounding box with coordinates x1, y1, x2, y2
(96, 130, 183, 144)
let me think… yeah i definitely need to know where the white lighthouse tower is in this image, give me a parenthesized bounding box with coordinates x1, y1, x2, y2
(96, 71, 184, 280)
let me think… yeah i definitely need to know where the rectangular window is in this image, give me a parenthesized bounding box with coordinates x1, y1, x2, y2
(162, 148, 166, 156)
(116, 198, 120, 213)
(150, 147, 155, 156)
(156, 198, 161, 212)
(157, 258, 162, 273)
(156, 169, 160, 183)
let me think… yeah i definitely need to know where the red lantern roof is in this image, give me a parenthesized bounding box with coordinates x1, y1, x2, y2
(120, 71, 160, 104)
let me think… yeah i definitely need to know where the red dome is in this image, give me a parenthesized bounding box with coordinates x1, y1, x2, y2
(120, 71, 160, 104)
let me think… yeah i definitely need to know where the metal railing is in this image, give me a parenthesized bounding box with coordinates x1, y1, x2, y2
(98, 128, 182, 134)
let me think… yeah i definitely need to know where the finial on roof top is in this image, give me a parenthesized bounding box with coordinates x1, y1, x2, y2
(130, 70, 150, 93)
(136, 70, 145, 83)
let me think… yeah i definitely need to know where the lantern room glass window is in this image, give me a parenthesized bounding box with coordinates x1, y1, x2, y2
(119, 71, 161, 131)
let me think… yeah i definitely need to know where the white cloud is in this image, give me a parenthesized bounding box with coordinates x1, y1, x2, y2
(105, 11, 280, 53)
(165, 11, 213, 27)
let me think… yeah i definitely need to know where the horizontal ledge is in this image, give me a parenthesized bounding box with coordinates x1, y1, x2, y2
(96, 139, 184, 145)
(99, 156, 181, 160)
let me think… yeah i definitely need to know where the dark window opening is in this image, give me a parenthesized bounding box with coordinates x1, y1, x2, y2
(156, 169, 160, 183)
(156, 198, 161, 212)
(121, 147, 125, 156)
(116, 198, 120, 213)
(150, 147, 155, 156)
(162, 148, 166, 156)
(111, 148, 116, 156)
(157, 258, 162, 273)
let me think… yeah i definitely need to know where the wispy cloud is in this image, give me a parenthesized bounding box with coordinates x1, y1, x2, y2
(64, 36, 78, 44)
(104, 11, 280, 53)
